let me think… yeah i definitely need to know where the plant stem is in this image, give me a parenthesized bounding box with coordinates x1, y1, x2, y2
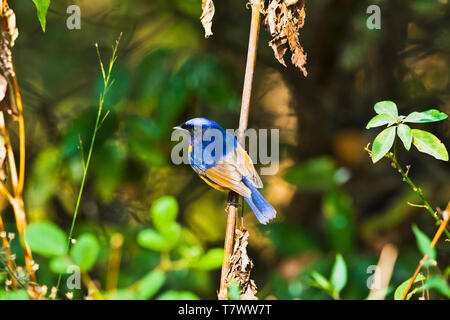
(218, 1, 263, 300)
(401, 201, 449, 300)
(54, 36, 121, 297)
(386, 143, 450, 239)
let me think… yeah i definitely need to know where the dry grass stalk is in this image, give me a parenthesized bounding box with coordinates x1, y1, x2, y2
(0, 1, 38, 297)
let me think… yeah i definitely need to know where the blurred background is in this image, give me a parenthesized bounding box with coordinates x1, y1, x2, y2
(0, 0, 449, 299)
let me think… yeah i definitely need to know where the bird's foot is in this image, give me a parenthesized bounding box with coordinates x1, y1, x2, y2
(225, 201, 240, 212)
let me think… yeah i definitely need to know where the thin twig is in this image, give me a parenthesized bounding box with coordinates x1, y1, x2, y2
(401, 201, 450, 300)
(385, 144, 450, 239)
(218, 0, 263, 300)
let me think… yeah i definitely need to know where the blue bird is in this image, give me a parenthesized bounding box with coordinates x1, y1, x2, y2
(173, 118, 276, 224)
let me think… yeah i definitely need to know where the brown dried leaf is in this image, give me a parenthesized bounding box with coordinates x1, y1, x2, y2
(264, 0, 308, 76)
(200, 0, 215, 38)
(0, 74, 7, 102)
(225, 228, 258, 300)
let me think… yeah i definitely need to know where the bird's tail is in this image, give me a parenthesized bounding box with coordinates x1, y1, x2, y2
(242, 177, 276, 224)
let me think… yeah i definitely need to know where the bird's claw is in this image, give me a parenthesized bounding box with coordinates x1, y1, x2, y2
(225, 201, 240, 212)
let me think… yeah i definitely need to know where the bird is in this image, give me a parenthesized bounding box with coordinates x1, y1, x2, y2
(173, 117, 276, 224)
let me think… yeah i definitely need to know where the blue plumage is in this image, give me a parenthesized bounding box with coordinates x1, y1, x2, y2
(174, 118, 276, 224)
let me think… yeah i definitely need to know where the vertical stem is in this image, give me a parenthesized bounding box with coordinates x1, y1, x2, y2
(218, 1, 263, 300)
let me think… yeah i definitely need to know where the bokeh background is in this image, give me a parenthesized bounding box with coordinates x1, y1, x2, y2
(1, 0, 449, 299)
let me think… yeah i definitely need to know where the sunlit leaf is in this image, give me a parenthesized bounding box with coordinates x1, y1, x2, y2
(151, 196, 179, 231)
(310, 271, 331, 291)
(412, 225, 436, 261)
(374, 101, 398, 121)
(404, 109, 448, 123)
(330, 254, 347, 294)
(397, 124, 413, 150)
(70, 233, 100, 272)
(49, 255, 73, 274)
(196, 248, 224, 270)
(394, 273, 425, 300)
(24, 222, 67, 258)
(420, 275, 450, 298)
(366, 114, 395, 129)
(32, 0, 51, 32)
(371, 126, 396, 163)
(137, 229, 165, 251)
(411, 129, 448, 161)
(135, 269, 166, 300)
(0, 290, 29, 300)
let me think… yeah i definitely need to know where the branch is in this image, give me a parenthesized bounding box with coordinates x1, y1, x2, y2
(218, 0, 263, 300)
(401, 201, 449, 300)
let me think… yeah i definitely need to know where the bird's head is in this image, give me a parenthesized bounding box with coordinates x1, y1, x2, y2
(173, 117, 221, 135)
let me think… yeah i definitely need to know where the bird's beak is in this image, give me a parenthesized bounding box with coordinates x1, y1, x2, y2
(173, 126, 189, 133)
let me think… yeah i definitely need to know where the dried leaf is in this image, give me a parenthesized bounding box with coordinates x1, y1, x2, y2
(0, 4, 18, 77)
(200, 0, 215, 38)
(225, 228, 258, 300)
(0, 74, 7, 102)
(264, 0, 308, 76)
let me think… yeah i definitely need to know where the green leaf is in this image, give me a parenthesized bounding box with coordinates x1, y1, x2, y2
(32, 0, 51, 32)
(411, 129, 448, 161)
(24, 222, 67, 258)
(151, 196, 178, 231)
(0, 289, 30, 300)
(137, 229, 165, 251)
(310, 271, 331, 291)
(366, 114, 396, 129)
(394, 273, 425, 300)
(196, 248, 224, 270)
(70, 234, 100, 272)
(135, 269, 166, 300)
(404, 109, 448, 123)
(330, 254, 347, 294)
(371, 126, 396, 163)
(227, 280, 241, 300)
(397, 124, 413, 150)
(161, 223, 181, 250)
(412, 225, 436, 261)
(374, 101, 398, 121)
(421, 275, 450, 298)
(157, 290, 200, 300)
(49, 255, 74, 273)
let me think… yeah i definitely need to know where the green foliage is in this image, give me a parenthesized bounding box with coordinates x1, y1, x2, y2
(70, 234, 100, 272)
(310, 254, 348, 299)
(261, 223, 320, 256)
(412, 225, 436, 265)
(227, 280, 242, 300)
(366, 101, 448, 162)
(195, 248, 224, 270)
(330, 254, 347, 294)
(157, 290, 200, 300)
(24, 222, 67, 257)
(134, 270, 166, 300)
(394, 273, 425, 300)
(151, 196, 179, 231)
(32, 0, 51, 32)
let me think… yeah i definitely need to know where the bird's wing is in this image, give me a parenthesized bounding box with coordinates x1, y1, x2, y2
(232, 144, 263, 188)
(202, 162, 252, 198)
